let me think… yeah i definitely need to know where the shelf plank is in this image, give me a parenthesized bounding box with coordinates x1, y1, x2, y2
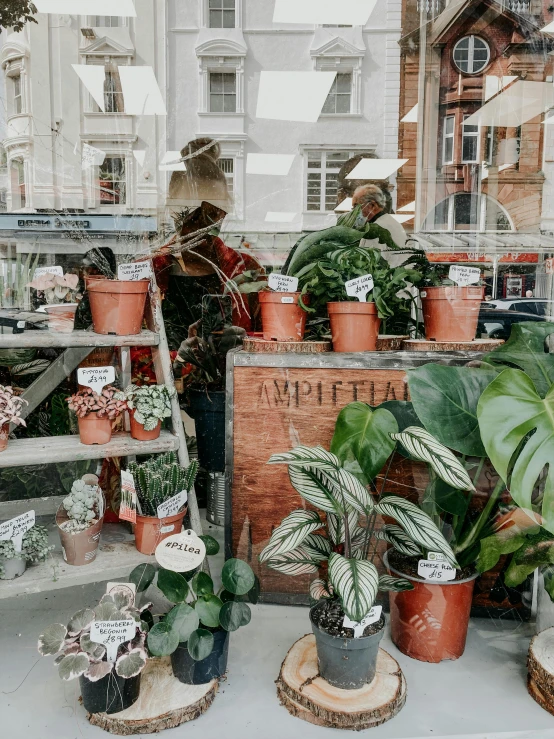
(0, 431, 179, 468)
(0, 329, 159, 348)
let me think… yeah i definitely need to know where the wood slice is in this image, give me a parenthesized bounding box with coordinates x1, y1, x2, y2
(242, 338, 331, 353)
(275, 634, 406, 730)
(86, 657, 218, 735)
(528, 676, 554, 717)
(402, 338, 504, 352)
(528, 627, 554, 699)
(376, 335, 408, 351)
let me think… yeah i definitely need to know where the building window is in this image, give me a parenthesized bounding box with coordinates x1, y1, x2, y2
(98, 156, 126, 205)
(453, 36, 490, 74)
(306, 150, 354, 212)
(424, 193, 512, 231)
(209, 72, 236, 112)
(462, 115, 479, 163)
(443, 115, 454, 164)
(92, 16, 121, 27)
(218, 157, 234, 200)
(12, 75, 22, 115)
(103, 64, 124, 112)
(11, 159, 25, 209)
(321, 73, 352, 115)
(209, 0, 235, 28)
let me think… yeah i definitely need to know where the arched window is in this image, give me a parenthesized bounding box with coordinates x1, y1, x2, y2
(424, 193, 513, 231)
(453, 36, 490, 74)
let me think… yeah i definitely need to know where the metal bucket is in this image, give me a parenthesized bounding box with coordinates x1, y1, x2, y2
(206, 471, 225, 527)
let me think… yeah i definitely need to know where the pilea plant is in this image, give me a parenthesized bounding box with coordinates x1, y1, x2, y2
(128, 452, 198, 517)
(0, 524, 53, 575)
(61, 478, 102, 533)
(116, 383, 174, 431)
(67, 386, 128, 420)
(0, 385, 28, 427)
(38, 592, 150, 682)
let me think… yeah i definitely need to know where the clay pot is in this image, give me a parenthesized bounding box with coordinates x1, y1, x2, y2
(87, 279, 150, 336)
(420, 286, 484, 342)
(385, 551, 478, 663)
(259, 292, 307, 342)
(129, 410, 161, 441)
(77, 413, 113, 445)
(79, 346, 115, 371)
(56, 505, 103, 566)
(44, 304, 78, 333)
(0, 422, 9, 452)
(134, 510, 187, 555)
(327, 302, 381, 352)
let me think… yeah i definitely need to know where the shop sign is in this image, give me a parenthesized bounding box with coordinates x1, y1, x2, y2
(448, 265, 481, 286)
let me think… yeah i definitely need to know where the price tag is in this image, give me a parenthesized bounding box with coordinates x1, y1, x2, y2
(448, 265, 481, 287)
(90, 619, 136, 662)
(281, 297, 294, 304)
(418, 551, 456, 582)
(120, 470, 138, 523)
(106, 582, 137, 606)
(157, 491, 188, 519)
(0, 510, 35, 553)
(268, 274, 299, 293)
(343, 606, 382, 638)
(345, 274, 374, 302)
(34, 266, 63, 278)
(117, 262, 153, 282)
(155, 530, 206, 573)
(77, 366, 115, 392)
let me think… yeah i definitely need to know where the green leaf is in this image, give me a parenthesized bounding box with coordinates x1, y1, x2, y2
(166, 603, 199, 643)
(188, 628, 214, 661)
(327, 510, 360, 546)
(222, 558, 255, 595)
(191, 572, 214, 596)
(309, 578, 333, 600)
(195, 594, 223, 628)
(94, 600, 117, 621)
(543, 564, 554, 602)
(67, 608, 95, 636)
(80, 634, 105, 660)
(157, 569, 189, 603)
(115, 648, 147, 678)
(476, 529, 527, 574)
(427, 477, 469, 517)
(265, 546, 319, 575)
(259, 510, 323, 563)
(269, 445, 342, 470)
(379, 400, 423, 432)
(302, 533, 332, 562)
(246, 574, 261, 605)
(198, 535, 220, 556)
(375, 525, 423, 557)
(219, 601, 251, 631)
(378, 574, 414, 592)
(328, 553, 379, 622)
(58, 653, 90, 681)
(147, 622, 180, 657)
(129, 563, 157, 593)
(287, 466, 344, 514)
(38, 623, 67, 656)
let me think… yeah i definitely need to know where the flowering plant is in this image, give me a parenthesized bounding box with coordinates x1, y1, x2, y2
(0, 385, 28, 427)
(26, 273, 80, 304)
(116, 384, 174, 431)
(67, 386, 128, 420)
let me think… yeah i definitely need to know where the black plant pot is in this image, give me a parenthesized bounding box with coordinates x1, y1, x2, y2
(186, 389, 225, 472)
(79, 672, 141, 715)
(171, 630, 229, 685)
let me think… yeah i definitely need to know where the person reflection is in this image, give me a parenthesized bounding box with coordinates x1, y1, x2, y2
(167, 138, 232, 213)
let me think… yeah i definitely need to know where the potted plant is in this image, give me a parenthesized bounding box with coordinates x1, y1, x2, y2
(129, 543, 257, 685)
(294, 245, 421, 352)
(67, 386, 128, 445)
(56, 474, 104, 566)
(37, 592, 149, 715)
(0, 523, 52, 580)
(26, 272, 80, 333)
(258, 286, 308, 342)
(259, 427, 458, 688)
(0, 384, 27, 451)
(128, 451, 198, 555)
(117, 383, 174, 441)
(86, 259, 150, 335)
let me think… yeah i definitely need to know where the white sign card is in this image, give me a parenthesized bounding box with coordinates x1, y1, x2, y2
(34, 266, 63, 278)
(155, 530, 206, 572)
(157, 491, 188, 520)
(0, 511, 35, 553)
(120, 470, 138, 523)
(268, 274, 299, 293)
(106, 582, 137, 606)
(345, 274, 374, 302)
(448, 265, 481, 287)
(343, 606, 383, 638)
(418, 551, 456, 582)
(117, 262, 153, 282)
(90, 619, 136, 662)
(281, 296, 294, 304)
(77, 366, 116, 392)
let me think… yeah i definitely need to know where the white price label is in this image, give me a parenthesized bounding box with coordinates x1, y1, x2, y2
(117, 262, 153, 282)
(345, 274, 374, 302)
(157, 490, 188, 519)
(106, 582, 137, 606)
(77, 366, 115, 392)
(268, 273, 299, 293)
(281, 297, 294, 304)
(418, 552, 456, 582)
(34, 266, 63, 278)
(90, 619, 136, 662)
(120, 470, 138, 523)
(155, 530, 206, 572)
(0, 510, 35, 553)
(448, 265, 481, 287)
(343, 606, 383, 638)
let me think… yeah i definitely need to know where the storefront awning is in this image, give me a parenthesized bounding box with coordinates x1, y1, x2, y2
(412, 231, 554, 260)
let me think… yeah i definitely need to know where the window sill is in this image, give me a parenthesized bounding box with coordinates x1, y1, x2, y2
(318, 114, 363, 119)
(198, 112, 245, 117)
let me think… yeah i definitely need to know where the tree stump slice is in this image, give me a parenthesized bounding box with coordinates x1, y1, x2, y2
(275, 634, 406, 730)
(376, 335, 408, 351)
(242, 338, 331, 353)
(402, 338, 504, 352)
(86, 657, 218, 735)
(528, 627, 554, 715)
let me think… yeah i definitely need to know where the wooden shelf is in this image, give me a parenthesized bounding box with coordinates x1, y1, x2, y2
(0, 431, 179, 468)
(0, 329, 159, 349)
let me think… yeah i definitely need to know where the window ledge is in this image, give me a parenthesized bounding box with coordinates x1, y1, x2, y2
(318, 113, 363, 119)
(198, 112, 245, 117)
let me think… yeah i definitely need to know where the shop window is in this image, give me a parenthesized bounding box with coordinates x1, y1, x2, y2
(321, 74, 352, 115)
(209, 0, 236, 28)
(209, 72, 236, 113)
(442, 115, 454, 164)
(306, 150, 354, 212)
(453, 36, 490, 74)
(462, 115, 479, 163)
(98, 156, 126, 205)
(424, 193, 512, 231)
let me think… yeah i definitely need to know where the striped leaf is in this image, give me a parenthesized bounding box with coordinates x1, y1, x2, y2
(309, 578, 333, 601)
(288, 466, 344, 513)
(318, 466, 375, 514)
(375, 525, 423, 557)
(379, 575, 414, 592)
(265, 546, 319, 576)
(269, 446, 341, 470)
(391, 427, 475, 492)
(302, 533, 332, 561)
(375, 495, 458, 566)
(328, 552, 379, 622)
(260, 510, 322, 562)
(327, 510, 360, 546)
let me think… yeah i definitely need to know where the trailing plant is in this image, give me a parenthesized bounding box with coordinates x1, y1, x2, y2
(128, 451, 198, 517)
(67, 386, 128, 420)
(61, 478, 102, 533)
(0, 384, 28, 427)
(0, 524, 53, 568)
(38, 592, 150, 682)
(117, 383, 174, 431)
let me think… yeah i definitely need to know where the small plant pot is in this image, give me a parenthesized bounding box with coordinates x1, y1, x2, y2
(0, 422, 9, 452)
(327, 301, 381, 353)
(185, 389, 225, 472)
(56, 506, 103, 567)
(129, 411, 161, 441)
(79, 672, 141, 715)
(44, 304, 78, 333)
(134, 510, 187, 555)
(77, 413, 113, 445)
(384, 551, 478, 663)
(171, 630, 230, 684)
(259, 291, 307, 342)
(88, 278, 150, 336)
(420, 286, 484, 342)
(0, 556, 27, 580)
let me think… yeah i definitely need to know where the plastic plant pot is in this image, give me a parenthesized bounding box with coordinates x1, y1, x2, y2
(185, 389, 225, 472)
(79, 672, 141, 715)
(0, 422, 9, 452)
(87, 278, 150, 336)
(171, 630, 230, 685)
(77, 413, 113, 445)
(44, 304, 78, 333)
(56, 506, 103, 567)
(134, 510, 187, 555)
(420, 286, 485, 342)
(327, 301, 381, 353)
(129, 410, 161, 441)
(0, 556, 26, 580)
(258, 291, 307, 342)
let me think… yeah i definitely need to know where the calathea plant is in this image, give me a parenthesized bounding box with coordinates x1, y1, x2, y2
(116, 383, 174, 431)
(128, 452, 198, 517)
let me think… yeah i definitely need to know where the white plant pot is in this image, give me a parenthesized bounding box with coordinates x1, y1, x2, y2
(0, 556, 27, 580)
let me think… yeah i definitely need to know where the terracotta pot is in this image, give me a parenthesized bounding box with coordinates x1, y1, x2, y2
(420, 286, 484, 342)
(56, 505, 103, 566)
(44, 304, 78, 333)
(385, 551, 478, 663)
(0, 422, 9, 452)
(129, 410, 161, 441)
(77, 413, 113, 445)
(134, 510, 187, 555)
(327, 301, 381, 352)
(87, 279, 150, 336)
(78, 347, 115, 376)
(259, 292, 307, 342)
(84, 274, 106, 289)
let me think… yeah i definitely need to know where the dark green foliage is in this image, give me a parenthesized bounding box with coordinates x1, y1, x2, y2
(0, 1, 37, 32)
(128, 452, 198, 517)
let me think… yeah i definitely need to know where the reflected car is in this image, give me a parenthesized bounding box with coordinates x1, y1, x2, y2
(477, 307, 549, 340)
(485, 298, 554, 316)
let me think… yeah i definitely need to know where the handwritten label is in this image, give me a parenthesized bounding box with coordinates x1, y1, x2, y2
(120, 470, 138, 523)
(157, 491, 188, 520)
(418, 552, 456, 582)
(77, 366, 115, 392)
(281, 297, 294, 304)
(34, 266, 63, 278)
(106, 582, 136, 606)
(117, 262, 152, 282)
(90, 619, 136, 662)
(345, 274, 374, 302)
(0, 510, 35, 553)
(268, 274, 299, 293)
(343, 606, 383, 638)
(448, 265, 481, 287)
(155, 530, 206, 572)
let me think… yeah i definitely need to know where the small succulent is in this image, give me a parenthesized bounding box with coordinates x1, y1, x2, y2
(62, 479, 101, 533)
(0, 385, 28, 427)
(67, 386, 128, 420)
(128, 451, 198, 518)
(116, 384, 173, 432)
(0, 524, 53, 577)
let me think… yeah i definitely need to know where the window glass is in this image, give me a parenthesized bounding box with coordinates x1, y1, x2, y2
(98, 157, 126, 205)
(209, 72, 236, 112)
(321, 74, 352, 115)
(209, 0, 236, 28)
(453, 35, 490, 74)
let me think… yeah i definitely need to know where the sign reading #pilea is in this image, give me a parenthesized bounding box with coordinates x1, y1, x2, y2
(155, 530, 206, 572)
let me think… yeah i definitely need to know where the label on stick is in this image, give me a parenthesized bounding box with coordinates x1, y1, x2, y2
(34, 266, 63, 278)
(117, 262, 152, 281)
(119, 471, 137, 524)
(77, 366, 115, 392)
(268, 273, 298, 293)
(90, 619, 136, 662)
(343, 606, 382, 638)
(345, 274, 374, 302)
(157, 491, 188, 519)
(448, 265, 481, 286)
(0, 510, 35, 553)
(418, 551, 456, 582)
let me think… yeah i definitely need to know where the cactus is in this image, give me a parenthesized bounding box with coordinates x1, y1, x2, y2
(130, 453, 199, 517)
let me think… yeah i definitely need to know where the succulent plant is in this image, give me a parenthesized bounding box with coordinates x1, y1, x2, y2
(0, 384, 28, 427)
(128, 451, 198, 518)
(62, 479, 101, 533)
(67, 385, 128, 420)
(116, 384, 173, 431)
(0, 524, 53, 577)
